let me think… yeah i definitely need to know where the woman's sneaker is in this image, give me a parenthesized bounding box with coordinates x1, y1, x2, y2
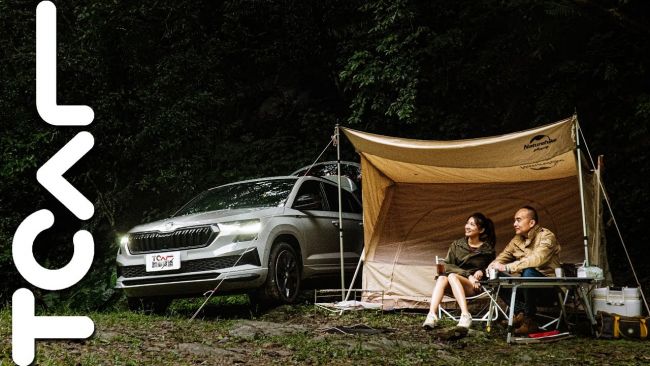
(422, 313, 439, 329)
(457, 313, 472, 328)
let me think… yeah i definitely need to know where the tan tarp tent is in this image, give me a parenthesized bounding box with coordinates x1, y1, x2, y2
(342, 116, 607, 309)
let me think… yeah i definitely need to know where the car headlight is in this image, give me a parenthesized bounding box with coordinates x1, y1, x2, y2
(117, 234, 130, 255)
(217, 219, 261, 242)
(120, 235, 130, 246)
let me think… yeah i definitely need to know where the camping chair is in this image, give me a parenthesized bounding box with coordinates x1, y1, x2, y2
(438, 286, 508, 326)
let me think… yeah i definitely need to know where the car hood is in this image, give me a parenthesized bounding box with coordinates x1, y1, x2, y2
(128, 207, 282, 233)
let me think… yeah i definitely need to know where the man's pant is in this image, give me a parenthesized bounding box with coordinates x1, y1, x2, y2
(498, 268, 555, 316)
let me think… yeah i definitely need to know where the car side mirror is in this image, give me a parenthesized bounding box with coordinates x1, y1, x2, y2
(293, 193, 322, 210)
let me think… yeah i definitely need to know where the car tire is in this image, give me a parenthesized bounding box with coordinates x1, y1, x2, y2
(127, 296, 171, 315)
(256, 242, 301, 305)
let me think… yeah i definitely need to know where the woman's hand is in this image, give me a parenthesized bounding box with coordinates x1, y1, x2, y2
(468, 275, 481, 289)
(473, 270, 484, 281)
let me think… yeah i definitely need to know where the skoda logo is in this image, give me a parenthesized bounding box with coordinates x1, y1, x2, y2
(524, 134, 557, 152)
(164, 221, 175, 231)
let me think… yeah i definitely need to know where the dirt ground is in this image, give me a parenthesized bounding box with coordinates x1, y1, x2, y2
(2, 296, 650, 365)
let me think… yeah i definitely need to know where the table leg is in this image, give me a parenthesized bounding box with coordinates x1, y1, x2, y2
(507, 285, 518, 344)
(576, 285, 597, 335)
(557, 289, 568, 330)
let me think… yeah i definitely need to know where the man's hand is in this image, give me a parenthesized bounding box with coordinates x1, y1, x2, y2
(488, 262, 507, 272)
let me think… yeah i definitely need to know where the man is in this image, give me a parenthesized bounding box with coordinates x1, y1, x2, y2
(488, 206, 561, 335)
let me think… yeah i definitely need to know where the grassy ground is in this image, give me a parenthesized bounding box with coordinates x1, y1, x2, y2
(1, 295, 649, 365)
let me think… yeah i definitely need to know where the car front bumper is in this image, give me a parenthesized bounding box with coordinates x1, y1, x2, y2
(116, 247, 267, 297)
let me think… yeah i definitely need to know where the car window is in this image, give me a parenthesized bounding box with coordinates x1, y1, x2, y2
(321, 183, 339, 212)
(343, 190, 362, 214)
(322, 183, 362, 213)
(175, 179, 295, 216)
(293, 180, 325, 210)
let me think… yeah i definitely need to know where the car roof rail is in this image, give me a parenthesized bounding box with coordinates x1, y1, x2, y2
(322, 175, 357, 192)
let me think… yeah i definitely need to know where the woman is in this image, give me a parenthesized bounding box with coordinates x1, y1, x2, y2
(423, 212, 496, 329)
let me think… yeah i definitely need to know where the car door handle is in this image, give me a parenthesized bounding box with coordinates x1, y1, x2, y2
(331, 221, 363, 228)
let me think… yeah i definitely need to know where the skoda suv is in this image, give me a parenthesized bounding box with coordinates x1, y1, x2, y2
(116, 176, 363, 311)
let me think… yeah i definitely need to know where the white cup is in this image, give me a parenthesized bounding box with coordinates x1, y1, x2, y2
(487, 268, 497, 280)
(554, 267, 564, 277)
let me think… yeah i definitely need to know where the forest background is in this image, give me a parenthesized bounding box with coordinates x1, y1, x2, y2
(0, 0, 648, 311)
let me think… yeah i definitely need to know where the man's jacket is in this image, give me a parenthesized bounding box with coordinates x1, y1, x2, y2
(495, 225, 561, 276)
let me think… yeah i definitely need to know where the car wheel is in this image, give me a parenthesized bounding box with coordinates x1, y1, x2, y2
(260, 242, 301, 304)
(127, 296, 171, 315)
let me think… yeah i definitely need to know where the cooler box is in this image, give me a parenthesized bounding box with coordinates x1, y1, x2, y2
(593, 287, 642, 317)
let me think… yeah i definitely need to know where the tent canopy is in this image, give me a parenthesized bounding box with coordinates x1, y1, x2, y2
(342, 116, 605, 308)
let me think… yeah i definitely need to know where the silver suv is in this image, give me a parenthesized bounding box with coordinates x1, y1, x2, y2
(116, 176, 363, 311)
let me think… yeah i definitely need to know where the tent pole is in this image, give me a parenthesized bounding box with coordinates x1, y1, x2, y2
(597, 170, 650, 315)
(575, 121, 590, 266)
(339, 249, 365, 316)
(344, 248, 364, 303)
(335, 124, 345, 300)
(594, 156, 603, 268)
(578, 127, 649, 315)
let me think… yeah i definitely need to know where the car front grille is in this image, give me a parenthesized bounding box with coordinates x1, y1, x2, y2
(118, 255, 238, 278)
(127, 226, 216, 254)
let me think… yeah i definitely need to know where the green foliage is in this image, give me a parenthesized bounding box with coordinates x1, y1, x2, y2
(339, 0, 428, 126)
(1, 0, 356, 310)
(1, 0, 649, 310)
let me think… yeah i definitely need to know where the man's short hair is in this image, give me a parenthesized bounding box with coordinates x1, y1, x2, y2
(520, 205, 539, 222)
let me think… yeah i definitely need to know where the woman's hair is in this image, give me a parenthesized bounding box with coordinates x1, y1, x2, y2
(468, 212, 496, 246)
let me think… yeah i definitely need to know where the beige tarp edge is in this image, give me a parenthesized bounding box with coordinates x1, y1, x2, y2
(362, 151, 577, 184)
(343, 116, 576, 169)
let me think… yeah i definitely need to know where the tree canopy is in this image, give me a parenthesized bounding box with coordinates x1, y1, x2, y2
(1, 0, 648, 309)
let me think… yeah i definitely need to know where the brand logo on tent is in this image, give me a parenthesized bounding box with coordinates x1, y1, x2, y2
(524, 134, 557, 152)
(520, 159, 563, 170)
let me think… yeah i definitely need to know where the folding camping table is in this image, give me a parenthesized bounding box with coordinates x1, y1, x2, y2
(484, 276, 598, 344)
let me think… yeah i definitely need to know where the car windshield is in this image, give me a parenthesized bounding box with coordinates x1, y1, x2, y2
(175, 179, 296, 216)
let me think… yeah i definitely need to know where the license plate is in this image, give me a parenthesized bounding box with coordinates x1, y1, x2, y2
(145, 251, 181, 272)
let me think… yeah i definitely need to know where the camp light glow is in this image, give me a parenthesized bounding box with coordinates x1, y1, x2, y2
(11, 2, 95, 365)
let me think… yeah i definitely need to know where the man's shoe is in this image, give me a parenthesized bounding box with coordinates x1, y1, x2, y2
(514, 317, 539, 335)
(457, 313, 472, 329)
(422, 313, 439, 329)
(500, 312, 524, 328)
(513, 312, 525, 328)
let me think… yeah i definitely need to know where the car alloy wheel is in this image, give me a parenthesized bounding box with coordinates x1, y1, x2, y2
(275, 247, 299, 300)
(265, 242, 301, 304)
